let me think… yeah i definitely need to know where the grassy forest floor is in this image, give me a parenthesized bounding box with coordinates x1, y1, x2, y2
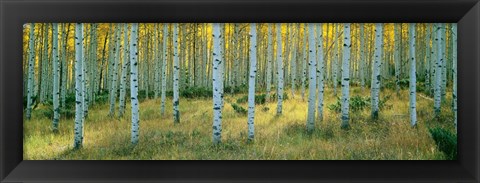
(24, 86, 456, 160)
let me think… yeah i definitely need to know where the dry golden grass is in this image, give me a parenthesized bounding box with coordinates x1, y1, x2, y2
(24, 86, 455, 160)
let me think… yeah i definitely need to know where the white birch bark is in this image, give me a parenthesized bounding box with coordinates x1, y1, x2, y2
(333, 25, 339, 96)
(434, 23, 443, 116)
(130, 23, 140, 145)
(73, 23, 84, 149)
(247, 23, 257, 141)
(173, 23, 180, 124)
(276, 23, 284, 115)
(306, 23, 317, 132)
(340, 23, 351, 129)
(212, 23, 223, 144)
(26, 23, 35, 120)
(266, 24, 273, 100)
(394, 23, 401, 95)
(301, 24, 307, 101)
(109, 26, 120, 116)
(359, 24, 365, 92)
(160, 24, 168, 116)
(371, 23, 383, 120)
(52, 23, 60, 131)
(409, 23, 417, 127)
(119, 23, 130, 117)
(316, 23, 325, 121)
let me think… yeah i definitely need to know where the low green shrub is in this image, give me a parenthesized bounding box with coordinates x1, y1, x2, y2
(231, 103, 247, 115)
(429, 127, 457, 160)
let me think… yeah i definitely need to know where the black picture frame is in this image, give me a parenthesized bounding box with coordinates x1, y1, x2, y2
(1, 0, 479, 182)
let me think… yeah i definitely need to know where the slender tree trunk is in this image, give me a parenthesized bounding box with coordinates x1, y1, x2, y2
(212, 23, 223, 144)
(306, 23, 317, 132)
(301, 24, 307, 101)
(173, 23, 180, 124)
(409, 23, 417, 127)
(129, 23, 140, 145)
(52, 23, 60, 132)
(394, 23, 401, 96)
(266, 24, 273, 100)
(160, 24, 168, 116)
(73, 23, 84, 149)
(108, 26, 120, 116)
(316, 23, 325, 121)
(341, 23, 351, 129)
(333, 24, 339, 96)
(434, 23, 443, 116)
(26, 23, 36, 120)
(119, 23, 130, 117)
(276, 23, 284, 115)
(359, 24, 365, 92)
(247, 23, 257, 141)
(371, 23, 383, 120)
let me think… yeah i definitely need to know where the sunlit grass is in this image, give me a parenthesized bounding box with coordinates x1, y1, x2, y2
(24, 86, 455, 160)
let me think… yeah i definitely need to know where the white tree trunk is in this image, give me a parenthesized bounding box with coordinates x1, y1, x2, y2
(109, 26, 121, 116)
(266, 24, 273, 100)
(212, 23, 223, 144)
(301, 24, 307, 101)
(276, 23, 284, 115)
(160, 24, 168, 116)
(394, 23, 401, 95)
(341, 23, 351, 129)
(119, 23, 130, 117)
(333, 25, 339, 96)
(434, 23, 443, 116)
(173, 23, 180, 124)
(73, 23, 84, 149)
(247, 23, 257, 141)
(409, 23, 417, 127)
(371, 23, 383, 120)
(26, 23, 35, 120)
(129, 23, 140, 145)
(316, 23, 325, 121)
(52, 23, 61, 131)
(306, 23, 317, 132)
(452, 24, 457, 131)
(359, 24, 365, 92)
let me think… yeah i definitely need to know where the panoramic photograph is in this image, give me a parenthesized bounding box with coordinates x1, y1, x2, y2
(23, 23, 457, 160)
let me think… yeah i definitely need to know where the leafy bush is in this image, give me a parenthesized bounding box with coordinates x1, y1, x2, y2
(231, 103, 247, 115)
(225, 84, 248, 94)
(384, 79, 409, 90)
(328, 95, 391, 113)
(255, 94, 267, 105)
(181, 87, 212, 98)
(237, 94, 267, 105)
(270, 92, 289, 101)
(429, 127, 457, 160)
(236, 96, 248, 104)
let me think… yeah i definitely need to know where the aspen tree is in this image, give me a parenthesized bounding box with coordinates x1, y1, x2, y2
(130, 23, 140, 145)
(340, 23, 351, 129)
(306, 23, 317, 132)
(173, 23, 180, 124)
(26, 23, 35, 120)
(276, 23, 284, 115)
(52, 23, 60, 131)
(212, 23, 223, 144)
(73, 23, 84, 149)
(247, 23, 257, 141)
(371, 23, 383, 120)
(409, 23, 417, 127)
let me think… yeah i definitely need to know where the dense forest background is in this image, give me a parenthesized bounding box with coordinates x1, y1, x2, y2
(23, 23, 457, 160)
